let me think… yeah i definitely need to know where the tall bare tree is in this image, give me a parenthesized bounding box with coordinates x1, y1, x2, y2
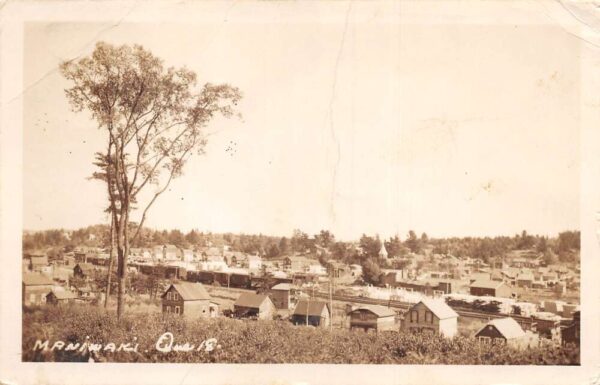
(61, 42, 242, 319)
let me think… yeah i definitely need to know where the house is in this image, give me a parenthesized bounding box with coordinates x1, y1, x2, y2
(46, 290, 78, 305)
(163, 244, 181, 260)
(469, 279, 512, 298)
(475, 317, 536, 349)
(307, 263, 327, 275)
(161, 282, 219, 318)
(290, 300, 330, 327)
(246, 255, 262, 270)
(269, 283, 296, 310)
(326, 260, 351, 278)
(73, 263, 95, 280)
(199, 258, 228, 272)
(28, 255, 49, 272)
(516, 272, 534, 288)
(182, 249, 194, 262)
(561, 311, 580, 347)
(283, 256, 318, 272)
(402, 299, 458, 338)
(22, 273, 54, 305)
(348, 305, 397, 333)
(233, 293, 276, 320)
(349, 264, 363, 278)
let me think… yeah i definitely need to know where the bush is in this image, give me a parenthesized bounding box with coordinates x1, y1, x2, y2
(22, 305, 579, 364)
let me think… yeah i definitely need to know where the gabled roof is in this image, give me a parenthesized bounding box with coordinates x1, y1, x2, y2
(415, 299, 458, 320)
(478, 317, 525, 339)
(352, 305, 396, 318)
(164, 282, 211, 301)
(470, 279, 504, 290)
(50, 290, 78, 300)
(293, 300, 330, 317)
(23, 273, 53, 286)
(234, 292, 271, 309)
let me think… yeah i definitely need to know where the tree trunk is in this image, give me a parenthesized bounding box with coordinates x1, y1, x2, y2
(104, 213, 115, 308)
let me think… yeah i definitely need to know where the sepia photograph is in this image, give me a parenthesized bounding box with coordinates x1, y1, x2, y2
(2, 1, 600, 384)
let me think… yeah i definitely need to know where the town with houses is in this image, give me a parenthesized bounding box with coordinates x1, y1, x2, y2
(22, 228, 581, 352)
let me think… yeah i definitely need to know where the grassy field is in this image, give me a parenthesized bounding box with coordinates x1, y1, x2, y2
(22, 304, 579, 364)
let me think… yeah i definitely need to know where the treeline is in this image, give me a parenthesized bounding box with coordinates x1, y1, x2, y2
(24, 226, 579, 267)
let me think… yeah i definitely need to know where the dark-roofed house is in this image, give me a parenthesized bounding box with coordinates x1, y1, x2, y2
(73, 263, 95, 280)
(475, 317, 536, 349)
(469, 279, 512, 298)
(46, 290, 78, 305)
(161, 282, 218, 318)
(348, 305, 397, 333)
(290, 300, 330, 327)
(403, 299, 458, 338)
(22, 273, 54, 305)
(233, 293, 276, 320)
(561, 311, 580, 347)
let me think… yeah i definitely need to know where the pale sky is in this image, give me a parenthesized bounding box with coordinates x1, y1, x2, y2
(23, 16, 580, 240)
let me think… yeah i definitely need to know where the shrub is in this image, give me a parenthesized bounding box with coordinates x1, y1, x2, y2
(22, 305, 579, 364)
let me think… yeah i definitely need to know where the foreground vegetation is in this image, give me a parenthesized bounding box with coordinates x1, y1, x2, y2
(23, 305, 579, 365)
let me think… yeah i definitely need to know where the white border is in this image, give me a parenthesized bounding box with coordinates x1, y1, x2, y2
(1, 1, 599, 385)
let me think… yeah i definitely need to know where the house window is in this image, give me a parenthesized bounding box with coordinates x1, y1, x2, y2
(174, 306, 181, 314)
(166, 306, 171, 313)
(172, 292, 178, 301)
(425, 311, 433, 323)
(478, 336, 491, 344)
(410, 310, 419, 322)
(30, 294, 36, 303)
(494, 338, 505, 344)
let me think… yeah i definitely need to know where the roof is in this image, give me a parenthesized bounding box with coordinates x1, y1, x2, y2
(234, 292, 270, 308)
(23, 273, 53, 286)
(164, 282, 211, 301)
(75, 263, 94, 272)
(479, 317, 525, 339)
(470, 279, 504, 290)
(50, 290, 78, 300)
(30, 256, 48, 266)
(271, 283, 293, 291)
(293, 300, 330, 317)
(517, 273, 534, 280)
(415, 299, 458, 320)
(352, 305, 396, 318)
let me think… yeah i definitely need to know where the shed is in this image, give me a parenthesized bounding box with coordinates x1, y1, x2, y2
(348, 305, 397, 333)
(233, 292, 276, 320)
(469, 279, 512, 298)
(290, 300, 330, 327)
(46, 290, 78, 305)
